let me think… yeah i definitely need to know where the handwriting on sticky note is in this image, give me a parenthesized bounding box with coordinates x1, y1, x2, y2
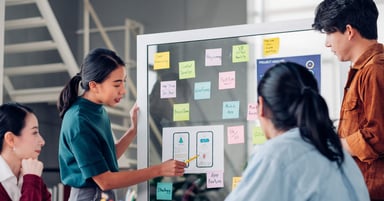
(194, 82, 211, 100)
(219, 71, 236, 90)
(222, 101, 240, 119)
(227, 125, 244, 144)
(263, 37, 280, 56)
(232, 177, 242, 191)
(160, 80, 176, 99)
(247, 103, 258, 120)
(179, 60, 196, 79)
(205, 48, 222, 66)
(173, 103, 190, 121)
(156, 182, 173, 200)
(253, 126, 267, 144)
(207, 171, 224, 188)
(232, 44, 249, 63)
(154, 52, 170, 70)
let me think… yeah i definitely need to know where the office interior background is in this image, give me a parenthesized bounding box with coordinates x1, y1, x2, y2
(1, 0, 384, 200)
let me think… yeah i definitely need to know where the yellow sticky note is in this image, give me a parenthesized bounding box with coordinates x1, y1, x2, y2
(253, 126, 267, 144)
(232, 44, 249, 63)
(232, 177, 242, 191)
(179, 60, 196, 79)
(154, 52, 170, 70)
(263, 37, 280, 56)
(173, 103, 190, 121)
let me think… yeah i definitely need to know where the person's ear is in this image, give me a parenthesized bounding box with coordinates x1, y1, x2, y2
(257, 96, 266, 117)
(88, 81, 98, 92)
(345, 24, 357, 40)
(4, 131, 16, 149)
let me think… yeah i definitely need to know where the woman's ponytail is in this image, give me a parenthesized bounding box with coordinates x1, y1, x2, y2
(57, 74, 82, 119)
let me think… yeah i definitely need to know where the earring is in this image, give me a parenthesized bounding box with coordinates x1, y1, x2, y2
(12, 147, 16, 151)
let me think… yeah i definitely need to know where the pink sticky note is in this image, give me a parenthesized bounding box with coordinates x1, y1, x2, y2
(227, 125, 244, 144)
(206, 171, 224, 188)
(205, 48, 222, 66)
(160, 80, 177, 99)
(247, 103, 258, 120)
(219, 71, 236, 90)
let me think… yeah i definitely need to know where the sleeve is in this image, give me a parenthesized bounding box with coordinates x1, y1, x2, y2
(346, 64, 384, 163)
(20, 174, 51, 201)
(224, 152, 293, 201)
(0, 184, 12, 201)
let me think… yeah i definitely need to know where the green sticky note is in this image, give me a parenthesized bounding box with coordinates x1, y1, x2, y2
(179, 60, 196, 79)
(253, 126, 267, 144)
(232, 44, 249, 63)
(156, 182, 173, 200)
(173, 103, 190, 121)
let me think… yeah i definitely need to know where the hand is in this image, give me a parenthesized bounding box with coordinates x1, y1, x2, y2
(160, 159, 185, 177)
(21, 158, 44, 177)
(129, 102, 139, 133)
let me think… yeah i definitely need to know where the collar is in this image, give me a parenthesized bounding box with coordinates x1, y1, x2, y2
(352, 43, 384, 70)
(0, 156, 15, 182)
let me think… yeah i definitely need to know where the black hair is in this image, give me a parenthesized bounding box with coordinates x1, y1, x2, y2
(312, 0, 378, 40)
(0, 103, 34, 152)
(258, 62, 344, 166)
(57, 48, 125, 118)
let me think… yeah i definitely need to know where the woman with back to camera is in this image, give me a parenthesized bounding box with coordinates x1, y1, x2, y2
(57, 48, 185, 201)
(0, 103, 51, 201)
(225, 62, 369, 201)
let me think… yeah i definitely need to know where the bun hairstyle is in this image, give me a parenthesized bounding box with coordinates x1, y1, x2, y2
(257, 62, 344, 166)
(0, 103, 34, 152)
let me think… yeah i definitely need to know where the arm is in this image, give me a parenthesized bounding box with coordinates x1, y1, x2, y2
(115, 103, 139, 158)
(344, 66, 384, 162)
(92, 159, 185, 191)
(20, 159, 51, 201)
(20, 175, 51, 201)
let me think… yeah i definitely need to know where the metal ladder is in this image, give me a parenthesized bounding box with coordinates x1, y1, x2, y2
(3, 0, 78, 103)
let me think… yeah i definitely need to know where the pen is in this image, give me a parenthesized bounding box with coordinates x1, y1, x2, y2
(185, 155, 199, 164)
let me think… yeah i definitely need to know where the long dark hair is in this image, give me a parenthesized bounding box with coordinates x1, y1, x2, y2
(57, 48, 125, 118)
(258, 62, 344, 166)
(0, 103, 34, 152)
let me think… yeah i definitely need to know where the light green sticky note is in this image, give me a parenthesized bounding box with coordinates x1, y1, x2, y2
(253, 126, 267, 144)
(173, 103, 190, 121)
(232, 44, 249, 63)
(179, 60, 196, 79)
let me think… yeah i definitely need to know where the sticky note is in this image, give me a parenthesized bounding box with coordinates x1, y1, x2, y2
(194, 82, 211, 100)
(253, 126, 267, 144)
(205, 48, 222, 66)
(160, 80, 177, 99)
(263, 37, 280, 56)
(173, 103, 190, 121)
(219, 71, 236, 90)
(227, 125, 245, 144)
(156, 182, 173, 200)
(222, 101, 240, 119)
(247, 103, 258, 120)
(232, 44, 249, 63)
(206, 171, 224, 188)
(232, 177, 242, 191)
(179, 60, 196, 79)
(154, 52, 170, 70)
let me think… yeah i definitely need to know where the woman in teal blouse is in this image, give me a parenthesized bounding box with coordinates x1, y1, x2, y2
(57, 48, 186, 201)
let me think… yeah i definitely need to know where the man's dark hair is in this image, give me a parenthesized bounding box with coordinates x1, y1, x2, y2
(312, 0, 378, 40)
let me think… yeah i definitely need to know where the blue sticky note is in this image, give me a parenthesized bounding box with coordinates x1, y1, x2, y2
(194, 81, 211, 100)
(156, 182, 173, 200)
(222, 101, 240, 119)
